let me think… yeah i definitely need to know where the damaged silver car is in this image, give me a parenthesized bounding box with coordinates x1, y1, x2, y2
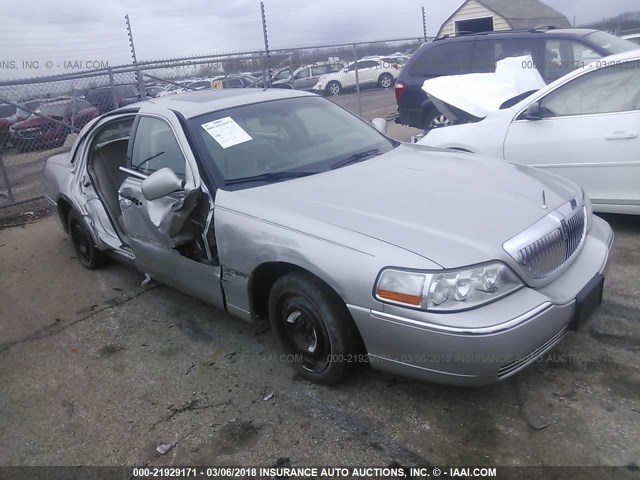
(44, 89, 614, 386)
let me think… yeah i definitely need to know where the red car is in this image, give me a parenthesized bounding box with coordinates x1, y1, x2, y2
(10, 98, 99, 152)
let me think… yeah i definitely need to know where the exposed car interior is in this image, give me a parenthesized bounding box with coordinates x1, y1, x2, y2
(87, 116, 217, 266)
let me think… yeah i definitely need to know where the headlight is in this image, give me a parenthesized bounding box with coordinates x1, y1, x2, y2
(374, 262, 523, 312)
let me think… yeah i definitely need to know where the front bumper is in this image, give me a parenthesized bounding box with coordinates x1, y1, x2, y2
(348, 216, 614, 386)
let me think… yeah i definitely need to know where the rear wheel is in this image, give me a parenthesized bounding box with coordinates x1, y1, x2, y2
(68, 209, 105, 270)
(378, 73, 394, 89)
(268, 272, 362, 385)
(326, 81, 342, 96)
(424, 109, 451, 130)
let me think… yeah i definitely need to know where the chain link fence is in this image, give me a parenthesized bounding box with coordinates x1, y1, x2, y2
(0, 37, 426, 211)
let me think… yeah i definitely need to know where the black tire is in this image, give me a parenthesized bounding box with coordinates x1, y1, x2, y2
(268, 272, 362, 385)
(325, 81, 342, 96)
(378, 73, 394, 89)
(68, 209, 105, 270)
(423, 109, 452, 131)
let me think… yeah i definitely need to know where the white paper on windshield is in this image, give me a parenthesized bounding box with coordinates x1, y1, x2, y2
(421, 55, 546, 118)
(201, 117, 252, 149)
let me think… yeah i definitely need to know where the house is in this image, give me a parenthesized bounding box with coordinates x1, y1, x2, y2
(437, 0, 572, 37)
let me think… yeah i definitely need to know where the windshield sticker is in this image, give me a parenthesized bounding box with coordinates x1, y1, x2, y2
(201, 117, 252, 149)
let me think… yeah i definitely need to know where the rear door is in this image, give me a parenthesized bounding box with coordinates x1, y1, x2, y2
(118, 113, 224, 308)
(504, 59, 640, 210)
(292, 67, 313, 90)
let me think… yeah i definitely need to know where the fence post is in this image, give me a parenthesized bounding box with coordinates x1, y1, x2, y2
(125, 14, 146, 98)
(260, 2, 272, 88)
(422, 6, 428, 41)
(353, 43, 362, 118)
(0, 151, 15, 204)
(71, 82, 77, 130)
(108, 67, 120, 109)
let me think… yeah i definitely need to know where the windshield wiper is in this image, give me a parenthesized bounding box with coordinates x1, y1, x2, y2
(331, 149, 380, 170)
(224, 170, 317, 185)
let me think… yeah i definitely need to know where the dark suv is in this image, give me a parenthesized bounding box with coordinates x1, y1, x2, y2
(85, 84, 141, 114)
(395, 28, 639, 130)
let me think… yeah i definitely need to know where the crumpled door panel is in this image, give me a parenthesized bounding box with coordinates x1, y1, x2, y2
(119, 178, 201, 248)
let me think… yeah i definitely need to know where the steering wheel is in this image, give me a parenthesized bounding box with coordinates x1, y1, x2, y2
(252, 139, 281, 172)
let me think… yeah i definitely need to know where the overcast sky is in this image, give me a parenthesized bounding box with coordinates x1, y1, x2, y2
(0, 0, 638, 79)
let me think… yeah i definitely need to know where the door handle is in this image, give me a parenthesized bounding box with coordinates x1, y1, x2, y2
(605, 131, 638, 140)
(121, 194, 142, 206)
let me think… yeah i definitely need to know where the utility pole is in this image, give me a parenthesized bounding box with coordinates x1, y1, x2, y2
(260, 2, 272, 88)
(422, 6, 428, 41)
(125, 14, 146, 98)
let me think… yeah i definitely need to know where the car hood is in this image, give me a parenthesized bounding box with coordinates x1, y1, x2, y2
(223, 144, 579, 268)
(422, 55, 546, 119)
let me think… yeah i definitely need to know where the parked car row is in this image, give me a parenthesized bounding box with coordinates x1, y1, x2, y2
(2, 97, 100, 152)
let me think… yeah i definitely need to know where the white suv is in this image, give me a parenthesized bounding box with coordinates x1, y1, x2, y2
(312, 58, 399, 95)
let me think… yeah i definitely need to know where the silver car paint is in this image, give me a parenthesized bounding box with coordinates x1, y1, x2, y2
(43, 89, 614, 386)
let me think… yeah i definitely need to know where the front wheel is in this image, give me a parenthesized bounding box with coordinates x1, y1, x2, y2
(68, 209, 105, 270)
(268, 272, 362, 385)
(378, 73, 394, 89)
(325, 81, 342, 96)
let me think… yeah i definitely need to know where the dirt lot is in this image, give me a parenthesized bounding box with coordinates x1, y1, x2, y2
(0, 207, 639, 476)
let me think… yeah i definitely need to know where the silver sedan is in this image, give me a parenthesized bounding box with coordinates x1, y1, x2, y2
(43, 89, 614, 386)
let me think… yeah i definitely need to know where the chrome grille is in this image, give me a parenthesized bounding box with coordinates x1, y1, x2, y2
(517, 207, 586, 279)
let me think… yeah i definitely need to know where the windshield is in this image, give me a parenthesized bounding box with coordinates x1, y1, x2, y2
(190, 96, 397, 189)
(586, 31, 639, 54)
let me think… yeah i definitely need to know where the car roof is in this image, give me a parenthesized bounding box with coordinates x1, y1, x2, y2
(433, 28, 598, 42)
(137, 88, 314, 119)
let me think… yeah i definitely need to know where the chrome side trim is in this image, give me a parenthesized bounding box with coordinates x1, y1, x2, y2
(369, 302, 553, 336)
(44, 192, 56, 205)
(497, 328, 566, 379)
(528, 161, 640, 169)
(591, 198, 640, 206)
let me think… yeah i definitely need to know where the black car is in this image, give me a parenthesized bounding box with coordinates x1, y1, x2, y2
(85, 84, 141, 114)
(395, 28, 639, 130)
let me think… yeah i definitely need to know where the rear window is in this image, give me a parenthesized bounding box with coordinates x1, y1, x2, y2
(410, 42, 474, 76)
(85, 88, 108, 103)
(116, 85, 139, 97)
(0, 104, 16, 118)
(472, 38, 544, 73)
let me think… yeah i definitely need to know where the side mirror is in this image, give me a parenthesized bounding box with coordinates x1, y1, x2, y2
(371, 117, 388, 135)
(522, 102, 543, 121)
(141, 168, 183, 201)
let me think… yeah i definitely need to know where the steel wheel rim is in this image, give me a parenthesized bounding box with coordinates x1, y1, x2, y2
(71, 223, 91, 263)
(282, 306, 329, 372)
